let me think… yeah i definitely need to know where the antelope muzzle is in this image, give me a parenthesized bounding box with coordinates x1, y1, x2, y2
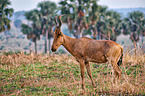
(51, 47, 57, 52)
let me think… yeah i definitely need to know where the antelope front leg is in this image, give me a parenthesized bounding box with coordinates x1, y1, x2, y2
(78, 59, 85, 90)
(85, 61, 96, 88)
(80, 63, 85, 90)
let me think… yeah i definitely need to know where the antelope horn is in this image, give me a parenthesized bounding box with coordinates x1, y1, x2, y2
(57, 15, 63, 27)
(54, 16, 58, 26)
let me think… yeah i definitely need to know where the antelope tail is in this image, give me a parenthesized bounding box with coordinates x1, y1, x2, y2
(117, 48, 123, 66)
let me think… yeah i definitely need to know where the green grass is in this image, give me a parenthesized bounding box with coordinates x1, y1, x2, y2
(0, 53, 145, 95)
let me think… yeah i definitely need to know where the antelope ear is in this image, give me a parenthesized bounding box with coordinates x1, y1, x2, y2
(56, 27, 63, 36)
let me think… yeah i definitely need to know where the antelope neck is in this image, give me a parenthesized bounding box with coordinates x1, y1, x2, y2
(62, 35, 77, 55)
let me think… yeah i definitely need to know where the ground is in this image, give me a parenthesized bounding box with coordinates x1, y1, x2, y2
(0, 52, 145, 95)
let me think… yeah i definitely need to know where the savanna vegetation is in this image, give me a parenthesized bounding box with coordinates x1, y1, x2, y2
(0, 52, 145, 95)
(0, 0, 145, 95)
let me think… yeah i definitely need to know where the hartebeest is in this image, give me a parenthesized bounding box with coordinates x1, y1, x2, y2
(51, 16, 123, 89)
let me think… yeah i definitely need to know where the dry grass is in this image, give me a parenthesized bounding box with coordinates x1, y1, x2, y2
(0, 51, 145, 95)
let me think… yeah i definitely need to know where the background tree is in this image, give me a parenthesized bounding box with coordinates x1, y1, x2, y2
(59, 0, 90, 38)
(59, 0, 122, 41)
(21, 9, 41, 54)
(87, 2, 108, 39)
(129, 11, 145, 43)
(124, 11, 145, 54)
(122, 18, 131, 35)
(37, 1, 57, 53)
(0, 0, 13, 42)
(21, 1, 57, 54)
(0, 0, 14, 32)
(96, 10, 122, 41)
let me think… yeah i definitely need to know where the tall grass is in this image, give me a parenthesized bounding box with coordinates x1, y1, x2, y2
(0, 51, 144, 95)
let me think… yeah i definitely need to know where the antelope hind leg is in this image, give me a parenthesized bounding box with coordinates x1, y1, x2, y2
(85, 61, 96, 88)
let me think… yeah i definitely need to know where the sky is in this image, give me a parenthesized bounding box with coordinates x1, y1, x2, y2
(9, 0, 145, 12)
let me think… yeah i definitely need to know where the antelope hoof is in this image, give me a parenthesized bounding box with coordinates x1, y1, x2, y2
(82, 84, 85, 90)
(93, 84, 96, 88)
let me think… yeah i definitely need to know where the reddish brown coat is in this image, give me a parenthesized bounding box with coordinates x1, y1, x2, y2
(51, 16, 123, 89)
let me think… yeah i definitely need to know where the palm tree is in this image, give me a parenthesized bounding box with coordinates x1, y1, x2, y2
(59, 0, 91, 38)
(126, 11, 145, 54)
(129, 11, 145, 42)
(21, 1, 57, 54)
(59, 0, 119, 40)
(21, 10, 41, 54)
(97, 10, 122, 41)
(37, 1, 57, 53)
(59, 0, 126, 42)
(0, 0, 14, 32)
(88, 4, 108, 39)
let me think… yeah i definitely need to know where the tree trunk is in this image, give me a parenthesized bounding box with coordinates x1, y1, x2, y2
(79, 28, 83, 38)
(134, 42, 137, 55)
(130, 32, 139, 55)
(77, 26, 81, 38)
(92, 25, 98, 40)
(45, 39, 47, 53)
(34, 41, 37, 55)
(45, 30, 48, 53)
(92, 30, 97, 40)
(4, 30, 8, 43)
(108, 31, 110, 40)
(141, 32, 144, 45)
(48, 38, 51, 53)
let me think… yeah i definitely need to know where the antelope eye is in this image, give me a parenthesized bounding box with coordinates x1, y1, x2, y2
(57, 35, 59, 37)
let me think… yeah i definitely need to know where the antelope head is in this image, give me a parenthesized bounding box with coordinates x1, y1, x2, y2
(51, 15, 64, 52)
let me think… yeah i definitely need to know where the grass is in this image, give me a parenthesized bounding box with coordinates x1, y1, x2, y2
(0, 52, 145, 95)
